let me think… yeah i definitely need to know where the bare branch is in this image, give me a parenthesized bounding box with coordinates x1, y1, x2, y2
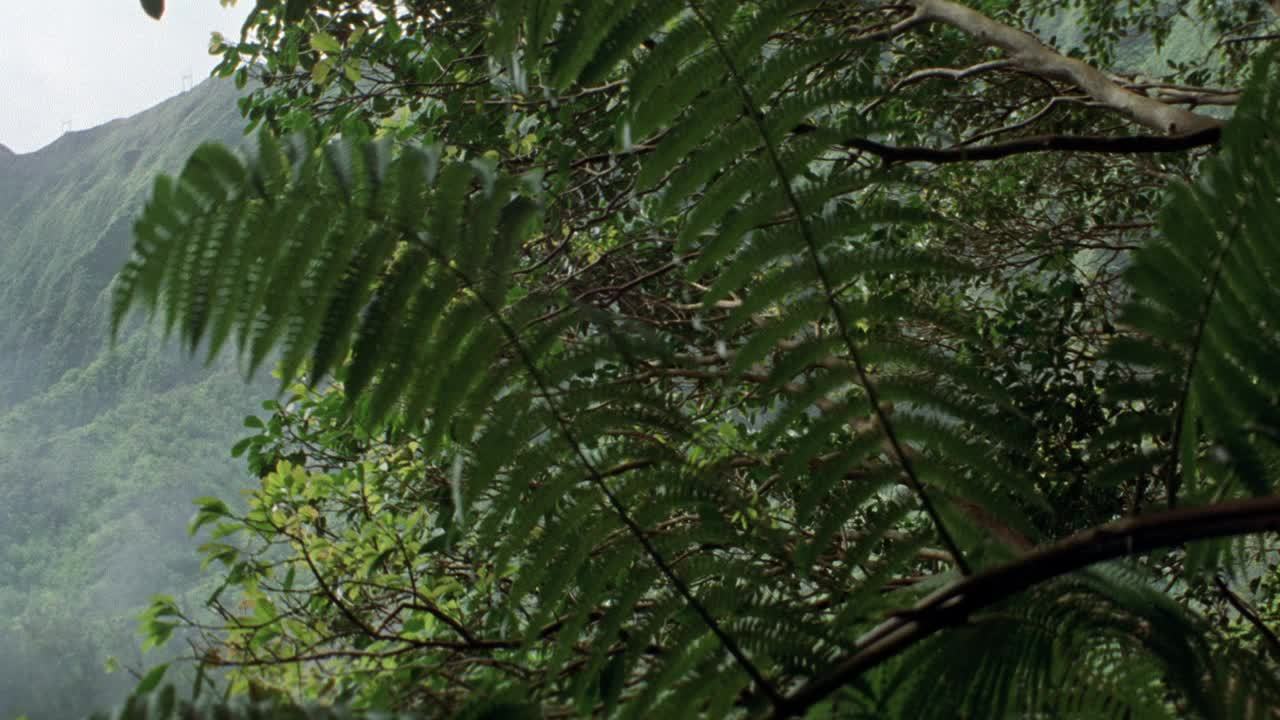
(954, 95, 1077, 146)
(1214, 575, 1280, 663)
(834, 125, 1222, 165)
(863, 59, 1015, 113)
(1221, 33, 1280, 45)
(912, 0, 1223, 134)
(853, 7, 930, 43)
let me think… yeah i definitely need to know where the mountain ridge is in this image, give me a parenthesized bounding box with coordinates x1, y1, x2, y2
(0, 76, 267, 720)
(0, 79, 234, 161)
(0, 78, 247, 409)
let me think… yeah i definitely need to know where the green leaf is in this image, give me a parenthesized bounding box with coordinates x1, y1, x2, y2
(134, 664, 169, 695)
(285, 0, 309, 22)
(189, 496, 231, 536)
(310, 32, 341, 54)
(139, 0, 163, 19)
(312, 58, 333, 84)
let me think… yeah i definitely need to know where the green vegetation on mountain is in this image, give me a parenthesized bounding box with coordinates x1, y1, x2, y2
(0, 80, 265, 719)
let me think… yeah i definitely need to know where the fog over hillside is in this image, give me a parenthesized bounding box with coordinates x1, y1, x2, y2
(0, 79, 268, 719)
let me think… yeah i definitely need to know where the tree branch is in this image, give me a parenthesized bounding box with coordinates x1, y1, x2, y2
(768, 494, 1280, 719)
(1214, 575, 1280, 663)
(1221, 33, 1280, 45)
(834, 125, 1221, 165)
(863, 59, 1014, 114)
(912, 0, 1223, 134)
(853, 7, 929, 43)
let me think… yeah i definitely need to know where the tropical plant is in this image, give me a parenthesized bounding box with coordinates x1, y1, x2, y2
(109, 1, 1280, 718)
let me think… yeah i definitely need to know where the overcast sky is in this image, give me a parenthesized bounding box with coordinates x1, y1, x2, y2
(0, 1, 252, 154)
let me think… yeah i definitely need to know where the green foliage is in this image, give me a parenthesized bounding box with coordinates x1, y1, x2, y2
(90, 685, 424, 720)
(107, 2, 1280, 719)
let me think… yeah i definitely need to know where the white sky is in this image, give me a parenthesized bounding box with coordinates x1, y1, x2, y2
(0, 1, 252, 154)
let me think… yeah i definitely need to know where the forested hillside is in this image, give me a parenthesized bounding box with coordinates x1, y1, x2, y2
(0, 79, 265, 719)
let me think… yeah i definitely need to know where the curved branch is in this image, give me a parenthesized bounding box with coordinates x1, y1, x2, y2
(836, 125, 1222, 165)
(863, 59, 1015, 113)
(954, 95, 1076, 146)
(768, 495, 1280, 718)
(853, 7, 930, 43)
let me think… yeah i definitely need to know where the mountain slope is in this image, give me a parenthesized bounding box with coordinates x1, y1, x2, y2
(0, 79, 248, 406)
(0, 80, 267, 719)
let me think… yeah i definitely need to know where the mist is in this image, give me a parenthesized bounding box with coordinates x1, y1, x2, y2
(0, 2, 250, 154)
(0, 78, 266, 719)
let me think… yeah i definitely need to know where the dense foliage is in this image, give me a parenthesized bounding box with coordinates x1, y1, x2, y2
(109, 1, 1280, 718)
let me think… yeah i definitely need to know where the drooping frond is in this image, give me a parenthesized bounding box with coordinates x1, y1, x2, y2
(1098, 49, 1280, 516)
(113, 133, 538, 426)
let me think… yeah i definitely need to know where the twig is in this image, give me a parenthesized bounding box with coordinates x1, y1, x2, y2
(1213, 575, 1280, 663)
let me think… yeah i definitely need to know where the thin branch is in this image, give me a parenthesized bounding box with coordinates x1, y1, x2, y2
(954, 95, 1075, 147)
(852, 7, 929, 43)
(893, 58, 1016, 89)
(826, 125, 1222, 165)
(1220, 33, 1280, 45)
(863, 59, 1014, 114)
(1135, 87, 1240, 107)
(1214, 575, 1280, 663)
(543, 120, 1222, 177)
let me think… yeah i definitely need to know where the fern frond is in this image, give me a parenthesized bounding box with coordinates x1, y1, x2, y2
(114, 134, 540, 428)
(1105, 48, 1280, 506)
